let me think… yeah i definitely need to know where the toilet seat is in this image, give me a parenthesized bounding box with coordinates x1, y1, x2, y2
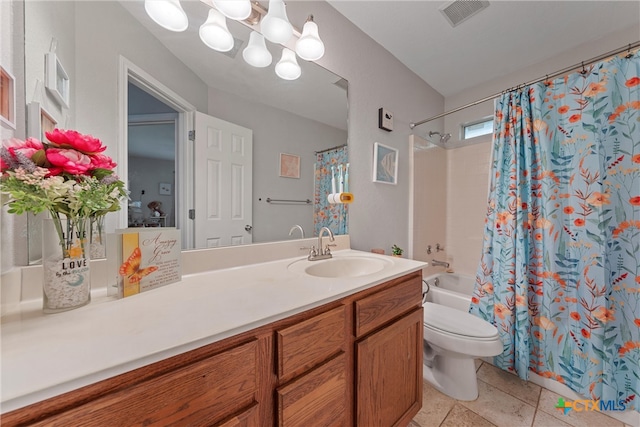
(423, 302, 498, 340)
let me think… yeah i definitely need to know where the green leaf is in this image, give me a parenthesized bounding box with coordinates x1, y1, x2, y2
(583, 123, 598, 133)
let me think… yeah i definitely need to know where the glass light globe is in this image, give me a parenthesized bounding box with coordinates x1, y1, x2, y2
(199, 9, 234, 52)
(243, 32, 273, 68)
(212, 0, 252, 21)
(144, 0, 188, 32)
(260, 0, 293, 44)
(275, 48, 301, 80)
(295, 17, 325, 61)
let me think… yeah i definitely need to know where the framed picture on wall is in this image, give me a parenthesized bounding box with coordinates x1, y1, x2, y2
(159, 182, 172, 195)
(45, 52, 70, 108)
(27, 102, 57, 141)
(0, 65, 16, 129)
(372, 142, 398, 185)
(279, 153, 300, 179)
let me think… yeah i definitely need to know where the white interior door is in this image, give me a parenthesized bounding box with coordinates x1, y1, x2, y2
(194, 112, 253, 248)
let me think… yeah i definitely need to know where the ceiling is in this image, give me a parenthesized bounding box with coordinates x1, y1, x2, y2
(327, 0, 640, 98)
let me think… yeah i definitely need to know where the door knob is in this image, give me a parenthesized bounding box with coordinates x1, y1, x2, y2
(245, 225, 253, 232)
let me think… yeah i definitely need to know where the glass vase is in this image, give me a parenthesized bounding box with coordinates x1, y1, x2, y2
(42, 216, 91, 313)
(90, 215, 106, 259)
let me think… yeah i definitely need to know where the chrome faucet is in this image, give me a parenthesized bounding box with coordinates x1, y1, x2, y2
(431, 259, 450, 268)
(289, 224, 305, 239)
(308, 227, 335, 261)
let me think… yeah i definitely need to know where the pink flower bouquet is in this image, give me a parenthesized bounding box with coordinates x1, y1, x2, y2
(1, 129, 127, 219)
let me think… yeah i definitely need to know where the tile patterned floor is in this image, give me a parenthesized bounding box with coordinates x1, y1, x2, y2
(411, 362, 636, 427)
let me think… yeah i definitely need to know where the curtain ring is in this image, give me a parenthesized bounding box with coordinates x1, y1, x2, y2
(544, 75, 550, 86)
(580, 61, 587, 75)
(625, 43, 633, 59)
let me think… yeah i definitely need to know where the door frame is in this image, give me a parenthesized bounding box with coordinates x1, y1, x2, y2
(118, 56, 196, 249)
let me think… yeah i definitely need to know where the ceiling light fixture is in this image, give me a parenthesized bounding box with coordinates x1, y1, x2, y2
(275, 48, 301, 80)
(144, 0, 189, 32)
(199, 8, 234, 52)
(260, 0, 293, 44)
(243, 31, 272, 68)
(146, 0, 325, 81)
(295, 15, 324, 61)
(212, 0, 252, 21)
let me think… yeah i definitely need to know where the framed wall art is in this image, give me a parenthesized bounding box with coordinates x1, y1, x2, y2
(45, 52, 70, 108)
(0, 65, 16, 129)
(279, 153, 300, 179)
(159, 182, 172, 195)
(372, 142, 398, 185)
(27, 102, 57, 140)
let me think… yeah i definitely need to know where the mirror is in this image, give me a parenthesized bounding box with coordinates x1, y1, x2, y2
(24, 0, 348, 264)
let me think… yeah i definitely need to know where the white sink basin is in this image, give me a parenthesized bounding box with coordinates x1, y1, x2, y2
(288, 255, 392, 278)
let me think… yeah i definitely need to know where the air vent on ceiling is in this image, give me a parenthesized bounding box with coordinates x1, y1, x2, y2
(220, 37, 244, 59)
(439, 0, 490, 27)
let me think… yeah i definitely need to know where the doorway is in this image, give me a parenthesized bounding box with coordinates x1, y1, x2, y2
(127, 83, 178, 229)
(118, 57, 196, 248)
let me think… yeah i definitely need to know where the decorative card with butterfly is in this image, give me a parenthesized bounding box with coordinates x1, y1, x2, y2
(110, 228, 181, 298)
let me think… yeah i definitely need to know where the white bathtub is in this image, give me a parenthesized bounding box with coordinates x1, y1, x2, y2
(423, 273, 475, 312)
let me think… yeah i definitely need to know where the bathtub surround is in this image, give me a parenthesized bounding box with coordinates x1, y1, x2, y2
(470, 49, 640, 413)
(422, 273, 474, 312)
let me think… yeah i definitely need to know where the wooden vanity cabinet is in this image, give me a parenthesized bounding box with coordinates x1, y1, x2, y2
(3, 271, 422, 427)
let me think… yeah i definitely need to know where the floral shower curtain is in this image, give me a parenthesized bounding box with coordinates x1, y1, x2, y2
(470, 49, 640, 410)
(314, 146, 348, 236)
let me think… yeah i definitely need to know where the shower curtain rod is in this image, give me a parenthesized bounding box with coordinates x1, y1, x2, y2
(315, 144, 347, 154)
(409, 41, 640, 129)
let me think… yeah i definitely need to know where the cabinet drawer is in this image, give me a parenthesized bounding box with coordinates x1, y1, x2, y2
(277, 305, 346, 382)
(355, 272, 422, 337)
(277, 353, 348, 427)
(34, 339, 258, 426)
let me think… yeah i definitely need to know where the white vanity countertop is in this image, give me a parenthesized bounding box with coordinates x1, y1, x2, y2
(0, 249, 425, 413)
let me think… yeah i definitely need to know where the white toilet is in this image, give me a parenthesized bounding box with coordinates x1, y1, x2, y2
(422, 302, 503, 401)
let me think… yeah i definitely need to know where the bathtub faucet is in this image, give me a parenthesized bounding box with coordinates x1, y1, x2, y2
(432, 259, 450, 268)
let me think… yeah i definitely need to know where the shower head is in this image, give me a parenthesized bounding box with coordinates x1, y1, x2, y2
(428, 131, 452, 143)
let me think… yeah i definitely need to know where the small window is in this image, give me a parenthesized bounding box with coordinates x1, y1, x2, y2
(463, 118, 493, 139)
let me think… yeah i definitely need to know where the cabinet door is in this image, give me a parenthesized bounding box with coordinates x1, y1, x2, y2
(356, 309, 423, 427)
(277, 353, 347, 427)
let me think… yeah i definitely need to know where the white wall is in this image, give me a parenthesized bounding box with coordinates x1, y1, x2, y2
(294, 1, 444, 254)
(1, 0, 26, 271)
(207, 86, 347, 243)
(128, 156, 176, 227)
(440, 25, 639, 276)
(23, 1, 75, 130)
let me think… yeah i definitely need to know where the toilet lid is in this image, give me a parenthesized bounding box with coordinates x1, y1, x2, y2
(423, 302, 498, 339)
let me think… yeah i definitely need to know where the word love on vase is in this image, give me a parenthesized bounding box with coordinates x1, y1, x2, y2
(42, 216, 91, 313)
